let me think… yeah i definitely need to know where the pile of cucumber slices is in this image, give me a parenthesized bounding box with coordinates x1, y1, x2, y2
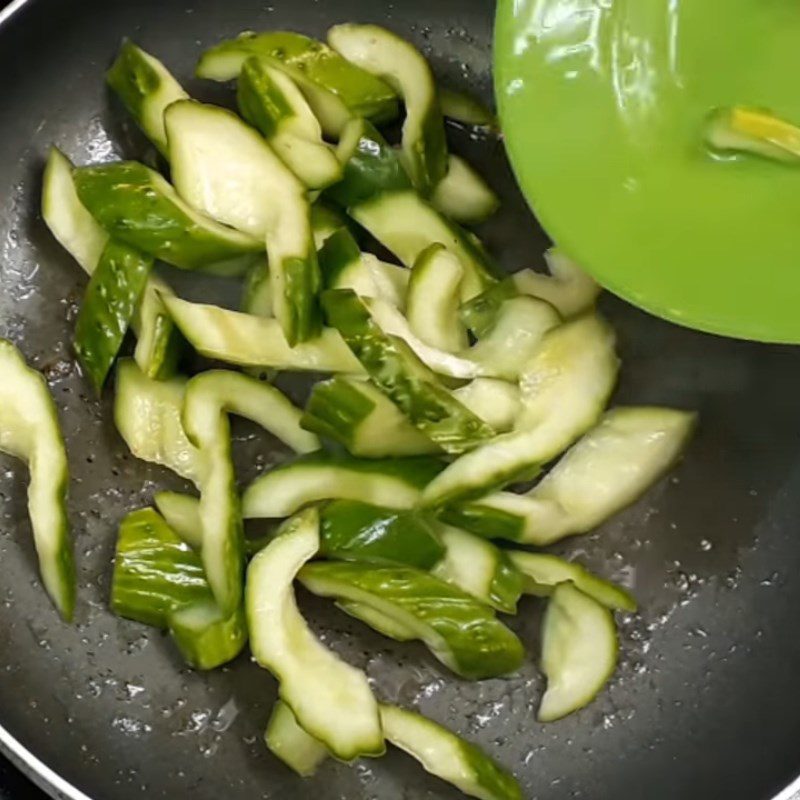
(0, 23, 697, 800)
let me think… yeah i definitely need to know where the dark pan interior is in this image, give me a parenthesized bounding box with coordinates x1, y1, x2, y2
(1, 1, 800, 798)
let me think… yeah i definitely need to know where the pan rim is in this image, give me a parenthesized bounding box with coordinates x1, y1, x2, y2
(0, 0, 797, 798)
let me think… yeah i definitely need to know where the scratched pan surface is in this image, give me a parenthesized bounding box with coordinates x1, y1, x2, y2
(1, 1, 800, 799)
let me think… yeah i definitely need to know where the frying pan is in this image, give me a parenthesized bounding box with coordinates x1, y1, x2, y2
(1, 1, 800, 799)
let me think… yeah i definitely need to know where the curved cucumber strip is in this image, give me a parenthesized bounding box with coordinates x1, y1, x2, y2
(114, 359, 203, 485)
(299, 562, 525, 679)
(110, 508, 211, 628)
(350, 190, 499, 300)
(380, 704, 522, 800)
(0, 340, 75, 620)
(451, 379, 521, 433)
(238, 59, 342, 189)
(106, 40, 188, 156)
(73, 240, 152, 392)
(246, 509, 383, 759)
(431, 154, 500, 225)
(165, 100, 321, 343)
(453, 407, 696, 545)
(154, 491, 202, 550)
(329, 24, 447, 195)
(73, 162, 262, 273)
(539, 583, 618, 722)
(319, 500, 444, 569)
(323, 289, 494, 453)
(327, 117, 411, 207)
(459, 280, 519, 340)
(197, 31, 399, 136)
(160, 295, 362, 373)
(319, 228, 409, 308)
(467, 296, 561, 381)
(265, 701, 329, 777)
(421, 314, 619, 507)
(168, 598, 247, 670)
(705, 106, 800, 163)
(439, 87, 498, 130)
(507, 552, 636, 612)
(302, 376, 439, 458)
(513, 249, 600, 318)
(407, 244, 467, 353)
(132, 276, 183, 380)
(366, 297, 482, 380)
(432, 525, 523, 614)
(243, 453, 444, 519)
(336, 601, 417, 641)
(42, 148, 108, 275)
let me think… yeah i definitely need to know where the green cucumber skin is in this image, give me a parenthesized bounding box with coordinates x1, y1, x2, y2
(73, 240, 152, 392)
(280, 252, 323, 346)
(441, 505, 526, 543)
(168, 600, 247, 670)
(299, 562, 525, 680)
(319, 500, 444, 569)
(0, 340, 76, 621)
(326, 119, 412, 208)
(459, 279, 519, 339)
(73, 162, 262, 272)
(236, 57, 295, 139)
(317, 228, 362, 289)
(300, 376, 374, 448)
(106, 39, 187, 155)
(438, 87, 498, 129)
(490, 554, 525, 616)
(322, 289, 495, 454)
(196, 31, 399, 130)
(111, 508, 213, 628)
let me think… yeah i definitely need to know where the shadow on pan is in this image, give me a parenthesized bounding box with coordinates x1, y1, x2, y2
(0, 0, 799, 798)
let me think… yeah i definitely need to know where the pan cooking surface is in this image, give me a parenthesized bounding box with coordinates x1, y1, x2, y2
(1, 1, 800, 798)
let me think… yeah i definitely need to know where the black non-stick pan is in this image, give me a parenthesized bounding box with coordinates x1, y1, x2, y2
(2, 1, 800, 798)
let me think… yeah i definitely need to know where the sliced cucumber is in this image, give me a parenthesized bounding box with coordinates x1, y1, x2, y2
(323, 289, 495, 453)
(0, 340, 75, 621)
(311, 202, 350, 249)
(705, 105, 800, 163)
(196, 31, 399, 136)
(467, 296, 561, 381)
(246, 508, 384, 760)
(432, 525, 523, 614)
(350, 190, 500, 300)
(299, 562, 525, 679)
(421, 314, 619, 507)
(366, 297, 482, 380)
(328, 24, 447, 194)
(513, 249, 600, 318)
(459, 280, 518, 339)
(243, 453, 443, 519)
(379, 704, 522, 800)
(168, 598, 247, 670)
(240, 257, 272, 317)
(319, 500, 444, 569)
(406, 244, 467, 353)
(238, 58, 342, 189)
(114, 359, 203, 485)
(160, 294, 362, 374)
(265, 701, 329, 777)
(439, 87, 498, 130)
(110, 508, 211, 628)
(301, 376, 440, 458)
(431, 154, 500, 225)
(451, 379, 521, 433)
(326, 117, 412, 207)
(154, 491, 202, 550)
(42, 148, 108, 275)
(318, 229, 408, 307)
(507, 552, 636, 612)
(73, 161, 262, 273)
(106, 40, 188, 156)
(73, 240, 152, 392)
(132, 276, 183, 380)
(453, 407, 695, 545)
(538, 583, 618, 722)
(165, 100, 321, 343)
(336, 601, 417, 641)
